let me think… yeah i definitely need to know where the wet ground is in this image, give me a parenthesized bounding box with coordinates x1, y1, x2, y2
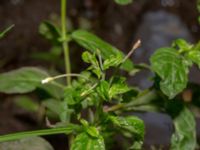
(0, 0, 200, 149)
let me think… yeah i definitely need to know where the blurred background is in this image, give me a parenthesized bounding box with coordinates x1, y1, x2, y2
(0, 0, 200, 149)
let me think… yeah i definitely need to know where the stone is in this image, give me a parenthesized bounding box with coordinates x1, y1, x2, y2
(131, 10, 194, 89)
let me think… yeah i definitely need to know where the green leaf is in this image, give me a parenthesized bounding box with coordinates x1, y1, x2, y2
(0, 67, 48, 94)
(103, 54, 123, 70)
(80, 119, 89, 127)
(96, 81, 110, 101)
(71, 30, 134, 71)
(64, 86, 83, 105)
(59, 101, 73, 122)
(172, 39, 193, 53)
(198, 0, 200, 11)
(129, 141, 143, 150)
(171, 107, 196, 150)
(109, 116, 144, 140)
(0, 125, 80, 142)
(31, 46, 62, 63)
(44, 97, 74, 122)
(109, 83, 130, 99)
(114, 0, 133, 5)
(82, 51, 102, 78)
(14, 96, 39, 112)
(0, 24, 14, 39)
(109, 77, 130, 99)
(86, 126, 100, 138)
(0, 67, 63, 99)
(82, 51, 99, 66)
(39, 82, 64, 99)
(187, 50, 200, 68)
(122, 88, 138, 103)
(150, 47, 189, 99)
(39, 21, 61, 44)
(0, 137, 54, 150)
(71, 132, 105, 150)
(43, 99, 63, 115)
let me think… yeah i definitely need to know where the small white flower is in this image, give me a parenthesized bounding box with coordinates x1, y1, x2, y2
(41, 77, 53, 84)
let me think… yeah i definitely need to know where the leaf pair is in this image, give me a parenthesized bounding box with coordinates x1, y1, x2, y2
(150, 39, 200, 99)
(82, 51, 124, 78)
(96, 77, 130, 101)
(150, 47, 189, 99)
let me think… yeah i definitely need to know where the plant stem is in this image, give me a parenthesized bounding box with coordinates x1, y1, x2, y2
(61, 0, 71, 85)
(104, 103, 124, 112)
(125, 90, 157, 107)
(0, 127, 78, 142)
(61, 0, 73, 148)
(41, 73, 89, 84)
(104, 90, 158, 113)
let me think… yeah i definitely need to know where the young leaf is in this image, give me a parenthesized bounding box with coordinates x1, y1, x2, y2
(82, 51, 99, 66)
(172, 39, 193, 53)
(64, 86, 83, 105)
(114, 0, 133, 5)
(39, 21, 61, 45)
(96, 81, 110, 101)
(0, 24, 14, 39)
(0, 67, 48, 94)
(103, 54, 123, 70)
(109, 116, 144, 140)
(86, 126, 100, 138)
(71, 132, 105, 150)
(171, 107, 196, 150)
(109, 77, 130, 99)
(187, 51, 200, 68)
(71, 30, 134, 71)
(109, 83, 130, 99)
(82, 51, 102, 78)
(150, 47, 189, 99)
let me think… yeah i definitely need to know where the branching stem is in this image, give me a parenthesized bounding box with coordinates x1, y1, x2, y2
(61, 0, 71, 85)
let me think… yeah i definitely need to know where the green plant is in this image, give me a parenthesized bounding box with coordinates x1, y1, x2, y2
(0, 24, 14, 39)
(114, 0, 133, 5)
(198, 0, 200, 23)
(0, 0, 200, 150)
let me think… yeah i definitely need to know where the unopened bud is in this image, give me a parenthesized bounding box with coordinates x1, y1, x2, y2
(41, 77, 53, 84)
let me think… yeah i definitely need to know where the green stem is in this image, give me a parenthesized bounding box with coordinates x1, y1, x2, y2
(61, 0, 71, 85)
(104, 104, 124, 112)
(104, 90, 158, 113)
(61, 0, 73, 148)
(0, 127, 76, 142)
(125, 90, 157, 107)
